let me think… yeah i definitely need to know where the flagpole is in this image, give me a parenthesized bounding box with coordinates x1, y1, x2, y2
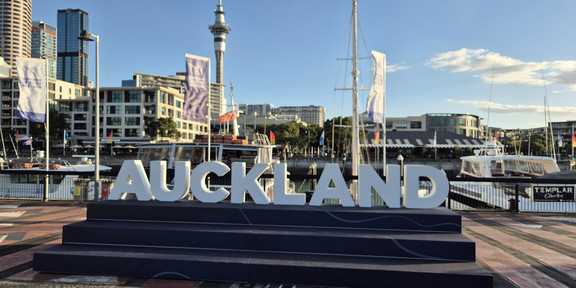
(44, 58, 49, 202)
(570, 123, 574, 164)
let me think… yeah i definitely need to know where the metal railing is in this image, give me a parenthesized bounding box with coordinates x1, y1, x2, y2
(0, 170, 115, 201)
(447, 177, 576, 213)
(0, 169, 574, 214)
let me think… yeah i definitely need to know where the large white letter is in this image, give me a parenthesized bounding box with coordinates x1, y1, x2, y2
(191, 161, 230, 203)
(150, 161, 190, 202)
(273, 163, 306, 205)
(404, 165, 449, 209)
(358, 164, 401, 208)
(309, 164, 354, 207)
(108, 160, 153, 201)
(231, 162, 271, 204)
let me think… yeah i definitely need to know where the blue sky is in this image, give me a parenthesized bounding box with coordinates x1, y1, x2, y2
(32, 0, 576, 129)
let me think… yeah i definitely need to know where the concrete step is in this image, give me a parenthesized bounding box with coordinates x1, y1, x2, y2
(86, 200, 463, 233)
(63, 220, 476, 261)
(34, 244, 492, 288)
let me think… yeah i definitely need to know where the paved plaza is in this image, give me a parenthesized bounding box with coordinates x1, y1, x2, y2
(0, 201, 575, 287)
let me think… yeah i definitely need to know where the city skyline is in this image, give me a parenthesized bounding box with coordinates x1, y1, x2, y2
(31, 0, 576, 130)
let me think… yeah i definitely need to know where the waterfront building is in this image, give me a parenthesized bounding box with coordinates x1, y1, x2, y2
(122, 72, 226, 127)
(377, 113, 482, 138)
(0, 75, 85, 138)
(237, 113, 302, 135)
(273, 105, 325, 127)
(123, 73, 185, 92)
(57, 8, 89, 86)
(31, 21, 57, 79)
(0, 0, 32, 77)
(58, 86, 208, 145)
(238, 104, 275, 116)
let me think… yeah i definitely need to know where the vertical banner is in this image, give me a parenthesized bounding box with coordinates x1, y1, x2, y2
(366, 51, 386, 123)
(319, 131, 325, 146)
(16, 58, 46, 123)
(270, 131, 275, 144)
(183, 54, 210, 123)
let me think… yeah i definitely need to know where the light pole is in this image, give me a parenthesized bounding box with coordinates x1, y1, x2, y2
(78, 30, 100, 200)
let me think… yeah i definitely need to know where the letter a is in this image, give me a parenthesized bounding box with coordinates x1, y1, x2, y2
(108, 160, 154, 200)
(309, 164, 354, 207)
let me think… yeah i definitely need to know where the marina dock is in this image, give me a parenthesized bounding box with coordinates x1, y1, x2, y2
(0, 201, 575, 287)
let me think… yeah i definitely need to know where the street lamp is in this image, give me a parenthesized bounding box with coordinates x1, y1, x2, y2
(78, 30, 101, 200)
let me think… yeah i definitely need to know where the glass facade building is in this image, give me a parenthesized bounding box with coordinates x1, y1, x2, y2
(57, 9, 89, 86)
(32, 21, 57, 79)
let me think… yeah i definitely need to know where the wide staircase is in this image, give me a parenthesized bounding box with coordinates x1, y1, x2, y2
(34, 200, 492, 288)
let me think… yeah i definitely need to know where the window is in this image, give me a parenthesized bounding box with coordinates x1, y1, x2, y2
(125, 106, 140, 114)
(125, 91, 141, 103)
(107, 105, 122, 114)
(458, 118, 466, 125)
(59, 102, 71, 112)
(74, 102, 87, 112)
(74, 114, 87, 121)
(395, 121, 407, 129)
(108, 91, 123, 103)
(125, 128, 140, 137)
(410, 121, 422, 129)
(125, 117, 140, 126)
(107, 117, 122, 125)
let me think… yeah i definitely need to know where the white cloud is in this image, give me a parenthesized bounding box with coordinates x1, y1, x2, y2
(445, 98, 576, 116)
(387, 63, 409, 73)
(428, 48, 576, 89)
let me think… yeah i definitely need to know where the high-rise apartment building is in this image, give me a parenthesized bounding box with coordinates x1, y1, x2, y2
(57, 9, 89, 86)
(0, 0, 32, 77)
(32, 21, 57, 79)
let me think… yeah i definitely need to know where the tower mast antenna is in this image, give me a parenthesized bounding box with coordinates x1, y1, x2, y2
(209, 0, 231, 85)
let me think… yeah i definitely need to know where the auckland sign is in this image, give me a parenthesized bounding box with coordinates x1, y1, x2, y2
(109, 160, 450, 209)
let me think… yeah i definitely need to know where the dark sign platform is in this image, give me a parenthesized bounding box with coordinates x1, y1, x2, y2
(34, 200, 492, 287)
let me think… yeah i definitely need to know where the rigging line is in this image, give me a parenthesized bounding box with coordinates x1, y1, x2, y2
(485, 63, 495, 143)
(540, 62, 556, 160)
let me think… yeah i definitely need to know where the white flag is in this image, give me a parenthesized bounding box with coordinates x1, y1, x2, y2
(183, 54, 210, 123)
(366, 51, 386, 123)
(16, 58, 46, 123)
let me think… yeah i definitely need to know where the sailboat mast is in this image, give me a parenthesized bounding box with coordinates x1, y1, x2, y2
(351, 0, 360, 185)
(230, 83, 239, 136)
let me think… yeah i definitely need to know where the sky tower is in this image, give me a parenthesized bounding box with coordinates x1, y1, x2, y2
(209, 0, 231, 84)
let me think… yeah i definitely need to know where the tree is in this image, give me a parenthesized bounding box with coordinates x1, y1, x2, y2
(145, 117, 181, 142)
(29, 108, 70, 143)
(324, 117, 353, 156)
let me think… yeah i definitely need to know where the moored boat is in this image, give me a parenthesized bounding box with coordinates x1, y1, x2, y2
(451, 140, 575, 212)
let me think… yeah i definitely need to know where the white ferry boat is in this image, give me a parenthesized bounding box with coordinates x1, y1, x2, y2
(451, 140, 575, 212)
(136, 133, 279, 198)
(0, 157, 112, 200)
